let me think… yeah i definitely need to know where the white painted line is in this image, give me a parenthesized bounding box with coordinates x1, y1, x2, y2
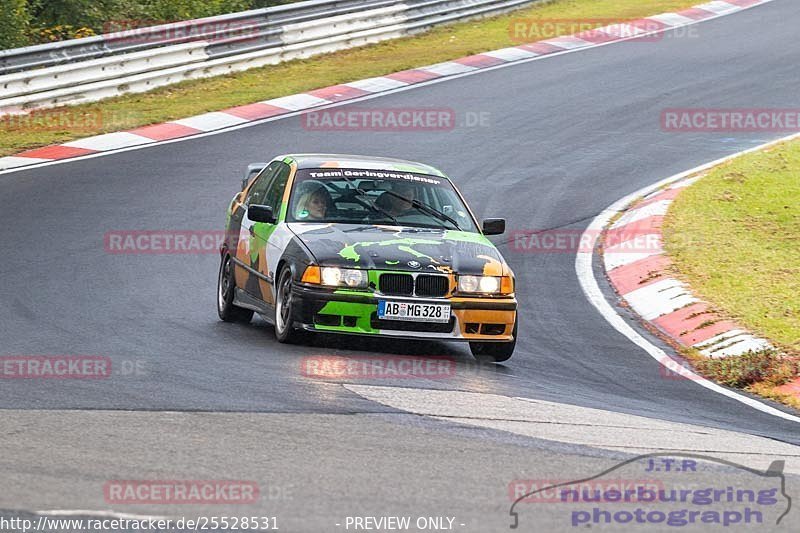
(483, 47, 539, 61)
(611, 200, 671, 229)
(0, 0, 777, 177)
(648, 13, 697, 26)
(576, 131, 800, 424)
(420, 61, 477, 76)
(345, 76, 408, 92)
(697, 1, 740, 15)
(62, 132, 153, 151)
(624, 278, 698, 320)
(172, 111, 248, 132)
(0, 156, 51, 168)
(260, 93, 331, 111)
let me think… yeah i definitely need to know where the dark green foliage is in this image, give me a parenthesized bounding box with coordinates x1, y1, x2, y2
(0, 0, 31, 49)
(1, 0, 305, 49)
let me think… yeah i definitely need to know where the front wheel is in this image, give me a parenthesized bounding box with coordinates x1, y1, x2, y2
(217, 254, 254, 323)
(469, 316, 517, 363)
(274, 266, 300, 343)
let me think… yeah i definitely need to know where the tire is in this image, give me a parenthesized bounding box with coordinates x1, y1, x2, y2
(217, 254, 254, 323)
(274, 266, 300, 343)
(469, 315, 517, 363)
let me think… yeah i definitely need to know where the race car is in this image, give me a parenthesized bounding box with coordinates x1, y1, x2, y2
(217, 154, 518, 361)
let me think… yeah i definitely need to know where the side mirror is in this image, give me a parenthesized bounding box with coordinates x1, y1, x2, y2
(242, 162, 267, 190)
(248, 204, 276, 224)
(482, 218, 505, 236)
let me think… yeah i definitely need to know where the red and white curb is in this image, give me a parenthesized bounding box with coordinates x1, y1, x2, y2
(603, 177, 774, 359)
(577, 133, 800, 423)
(0, 0, 774, 171)
(586, 130, 800, 410)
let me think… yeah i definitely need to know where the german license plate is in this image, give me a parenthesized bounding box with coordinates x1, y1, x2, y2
(378, 301, 451, 323)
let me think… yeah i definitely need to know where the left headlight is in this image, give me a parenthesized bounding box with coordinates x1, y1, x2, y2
(457, 275, 513, 295)
(320, 267, 368, 289)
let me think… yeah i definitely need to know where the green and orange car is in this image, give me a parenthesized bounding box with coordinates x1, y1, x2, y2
(217, 154, 518, 361)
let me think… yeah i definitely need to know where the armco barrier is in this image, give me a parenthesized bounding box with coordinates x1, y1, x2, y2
(0, 0, 540, 115)
(0, 0, 387, 74)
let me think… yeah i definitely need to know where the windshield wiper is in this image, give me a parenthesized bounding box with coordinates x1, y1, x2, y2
(340, 176, 401, 226)
(379, 190, 462, 231)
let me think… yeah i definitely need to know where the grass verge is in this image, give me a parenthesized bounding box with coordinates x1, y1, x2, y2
(0, 0, 700, 157)
(664, 139, 800, 406)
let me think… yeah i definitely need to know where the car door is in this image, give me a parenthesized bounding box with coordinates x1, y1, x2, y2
(238, 161, 292, 305)
(231, 162, 279, 297)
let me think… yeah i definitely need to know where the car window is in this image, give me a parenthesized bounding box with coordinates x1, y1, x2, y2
(245, 162, 280, 206)
(263, 162, 291, 215)
(286, 168, 479, 232)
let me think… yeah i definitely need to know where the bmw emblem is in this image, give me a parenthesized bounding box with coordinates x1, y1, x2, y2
(407, 260, 421, 269)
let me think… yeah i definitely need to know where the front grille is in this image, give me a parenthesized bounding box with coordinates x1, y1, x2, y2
(379, 273, 414, 296)
(415, 275, 448, 297)
(371, 314, 455, 333)
(378, 273, 448, 297)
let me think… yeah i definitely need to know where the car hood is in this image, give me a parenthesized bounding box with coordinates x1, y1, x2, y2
(287, 223, 510, 276)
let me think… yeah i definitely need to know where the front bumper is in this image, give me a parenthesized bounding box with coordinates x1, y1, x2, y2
(291, 283, 517, 341)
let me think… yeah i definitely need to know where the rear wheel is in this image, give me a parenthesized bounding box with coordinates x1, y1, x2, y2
(274, 266, 300, 343)
(469, 316, 517, 363)
(217, 254, 253, 323)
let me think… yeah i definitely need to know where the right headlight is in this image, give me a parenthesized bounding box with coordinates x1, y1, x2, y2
(457, 275, 513, 295)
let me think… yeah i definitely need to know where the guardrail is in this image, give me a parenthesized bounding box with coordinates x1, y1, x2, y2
(0, 0, 540, 115)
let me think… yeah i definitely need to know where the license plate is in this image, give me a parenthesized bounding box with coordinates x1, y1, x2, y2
(378, 301, 451, 323)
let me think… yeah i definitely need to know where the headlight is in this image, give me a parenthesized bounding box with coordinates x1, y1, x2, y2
(458, 275, 512, 294)
(320, 267, 368, 288)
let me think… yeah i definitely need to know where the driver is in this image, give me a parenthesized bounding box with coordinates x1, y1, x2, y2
(295, 182, 332, 220)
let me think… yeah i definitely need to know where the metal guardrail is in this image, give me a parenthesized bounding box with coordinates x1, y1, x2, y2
(0, 0, 388, 74)
(0, 0, 541, 114)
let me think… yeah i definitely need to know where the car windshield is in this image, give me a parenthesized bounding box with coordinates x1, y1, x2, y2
(287, 168, 479, 232)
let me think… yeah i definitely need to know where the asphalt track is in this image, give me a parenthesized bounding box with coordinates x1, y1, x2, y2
(1, 1, 799, 530)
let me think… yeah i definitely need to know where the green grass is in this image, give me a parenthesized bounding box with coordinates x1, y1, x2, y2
(0, 0, 699, 156)
(663, 140, 800, 355)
